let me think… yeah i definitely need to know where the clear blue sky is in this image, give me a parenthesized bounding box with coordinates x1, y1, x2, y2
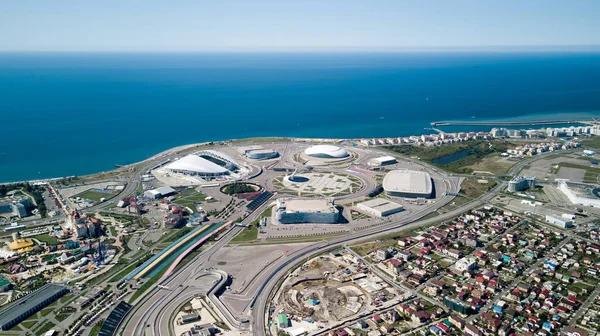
(1, 0, 598, 52)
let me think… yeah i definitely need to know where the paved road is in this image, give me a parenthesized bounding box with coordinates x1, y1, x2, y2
(122, 198, 274, 336)
(118, 144, 553, 336)
(250, 151, 549, 335)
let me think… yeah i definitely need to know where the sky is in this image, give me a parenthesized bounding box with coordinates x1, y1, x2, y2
(1, 0, 599, 52)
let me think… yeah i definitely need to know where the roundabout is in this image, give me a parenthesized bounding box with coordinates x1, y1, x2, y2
(272, 172, 364, 197)
(219, 182, 262, 195)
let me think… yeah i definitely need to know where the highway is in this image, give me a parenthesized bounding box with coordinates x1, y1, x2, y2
(118, 143, 547, 336)
(250, 150, 543, 335)
(122, 198, 274, 336)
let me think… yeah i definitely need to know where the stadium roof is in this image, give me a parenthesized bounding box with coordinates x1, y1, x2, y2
(199, 149, 239, 165)
(357, 198, 403, 212)
(99, 301, 132, 336)
(278, 198, 337, 213)
(304, 145, 349, 158)
(370, 156, 397, 163)
(0, 284, 68, 327)
(383, 170, 432, 194)
(165, 155, 229, 174)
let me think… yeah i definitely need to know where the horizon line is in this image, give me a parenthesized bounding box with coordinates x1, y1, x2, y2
(2, 45, 600, 53)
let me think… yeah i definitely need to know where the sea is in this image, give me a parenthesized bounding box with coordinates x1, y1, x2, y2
(1, 51, 599, 183)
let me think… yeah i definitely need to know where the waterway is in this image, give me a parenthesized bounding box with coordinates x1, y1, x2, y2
(1, 52, 599, 182)
(431, 149, 471, 165)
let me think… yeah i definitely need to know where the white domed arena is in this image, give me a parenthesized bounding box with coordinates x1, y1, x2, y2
(304, 145, 349, 159)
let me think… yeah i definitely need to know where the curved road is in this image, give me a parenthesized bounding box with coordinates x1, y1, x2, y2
(120, 145, 554, 336)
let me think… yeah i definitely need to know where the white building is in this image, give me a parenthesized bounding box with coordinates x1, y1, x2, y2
(455, 257, 477, 272)
(144, 186, 176, 200)
(545, 215, 573, 228)
(304, 145, 349, 159)
(383, 170, 432, 198)
(367, 156, 397, 166)
(507, 176, 536, 192)
(354, 199, 403, 217)
(274, 198, 339, 224)
(557, 180, 600, 208)
(163, 154, 231, 178)
(246, 149, 279, 160)
(583, 150, 595, 157)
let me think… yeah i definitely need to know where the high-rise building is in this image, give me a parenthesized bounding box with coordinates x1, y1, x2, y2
(507, 176, 536, 192)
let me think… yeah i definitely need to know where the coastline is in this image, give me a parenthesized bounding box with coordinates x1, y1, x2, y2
(1, 118, 596, 185)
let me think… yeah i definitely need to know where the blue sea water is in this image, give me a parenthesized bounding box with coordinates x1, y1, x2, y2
(0, 52, 599, 183)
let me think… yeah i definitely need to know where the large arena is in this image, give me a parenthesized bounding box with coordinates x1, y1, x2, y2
(163, 154, 230, 178)
(274, 198, 340, 224)
(156, 149, 250, 184)
(383, 170, 433, 198)
(304, 145, 349, 159)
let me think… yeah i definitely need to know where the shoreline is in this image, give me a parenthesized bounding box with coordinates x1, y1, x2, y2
(1, 118, 597, 186)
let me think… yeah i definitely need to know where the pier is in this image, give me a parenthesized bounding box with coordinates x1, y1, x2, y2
(430, 119, 591, 127)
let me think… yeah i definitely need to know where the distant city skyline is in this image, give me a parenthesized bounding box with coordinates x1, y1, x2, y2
(1, 0, 599, 52)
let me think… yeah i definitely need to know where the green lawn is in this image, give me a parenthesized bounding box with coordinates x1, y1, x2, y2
(40, 307, 55, 317)
(231, 206, 274, 242)
(89, 319, 104, 336)
(231, 226, 258, 242)
(59, 293, 73, 303)
(450, 178, 498, 207)
(128, 267, 168, 304)
(175, 189, 207, 212)
(163, 227, 193, 243)
(109, 225, 117, 236)
(21, 320, 38, 329)
(34, 321, 55, 336)
(34, 233, 59, 245)
(55, 312, 70, 322)
(75, 189, 115, 202)
(108, 256, 151, 283)
(384, 140, 515, 174)
(582, 137, 600, 149)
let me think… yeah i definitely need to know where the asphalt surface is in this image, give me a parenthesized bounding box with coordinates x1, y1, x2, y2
(250, 150, 544, 335)
(117, 144, 552, 336)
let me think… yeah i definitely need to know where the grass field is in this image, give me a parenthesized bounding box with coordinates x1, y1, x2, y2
(108, 255, 151, 283)
(34, 321, 55, 336)
(230, 207, 272, 242)
(582, 137, 600, 149)
(89, 319, 104, 336)
(21, 320, 37, 329)
(128, 267, 168, 303)
(231, 226, 258, 242)
(175, 189, 207, 212)
(469, 153, 516, 175)
(385, 140, 515, 174)
(33, 233, 59, 245)
(163, 227, 193, 243)
(446, 178, 498, 208)
(60, 293, 73, 303)
(349, 222, 440, 256)
(75, 189, 115, 202)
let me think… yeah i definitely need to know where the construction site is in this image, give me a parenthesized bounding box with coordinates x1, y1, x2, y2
(270, 251, 403, 335)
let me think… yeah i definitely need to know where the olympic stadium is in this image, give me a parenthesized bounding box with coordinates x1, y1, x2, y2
(383, 169, 433, 198)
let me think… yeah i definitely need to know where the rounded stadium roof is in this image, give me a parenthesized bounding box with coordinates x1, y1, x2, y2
(304, 145, 349, 159)
(165, 154, 229, 174)
(383, 170, 432, 196)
